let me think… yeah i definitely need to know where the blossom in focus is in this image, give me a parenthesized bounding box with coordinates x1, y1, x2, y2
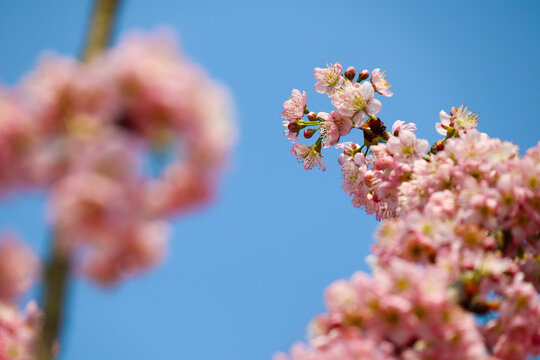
(313, 63, 344, 96)
(291, 143, 325, 171)
(391, 120, 416, 136)
(333, 82, 382, 127)
(278, 63, 540, 360)
(436, 105, 478, 136)
(282, 89, 306, 121)
(370, 68, 393, 97)
(336, 142, 360, 165)
(386, 130, 429, 162)
(319, 111, 353, 148)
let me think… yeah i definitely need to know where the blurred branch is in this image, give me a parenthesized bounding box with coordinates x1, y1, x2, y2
(37, 241, 70, 360)
(38, 1, 122, 359)
(82, 0, 122, 62)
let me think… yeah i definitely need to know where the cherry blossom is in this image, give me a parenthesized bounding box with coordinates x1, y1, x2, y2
(282, 89, 307, 121)
(278, 63, 540, 360)
(291, 143, 326, 171)
(314, 63, 344, 96)
(333, 82, 382, 126)
(370, 68, 393, 97)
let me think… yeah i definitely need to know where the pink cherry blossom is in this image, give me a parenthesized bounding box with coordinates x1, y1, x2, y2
(0, 236, 38, 302)
(314, 63, 344, 96)
(0, 301, 41, 360)
(333, 82, 382, 126)
(319, 111, 353, 148)
(0, 30, 235, 288)
(291, 143, 326, 171)
(279, 63, 540, 360)
(370, 68, 393, 97)
(83, 221, 168, 286)
(336, 142, 360, 165)
(0, 92, 57, 191)
(391, 120, 417, 136)
(386, 130, 429, 162)
(319, 113, 339, 148)
(282, 89, 307, 121)
(329, 111, 353, 138)
(436, 105, 478, 136)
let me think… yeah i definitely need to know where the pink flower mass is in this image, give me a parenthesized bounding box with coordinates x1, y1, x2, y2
(0, 237, 38, 303)
(0, 29, 235, 359)
(0, 31, 235, 286)
(0, 301, 40, 360)
(278, 63, 540, 360)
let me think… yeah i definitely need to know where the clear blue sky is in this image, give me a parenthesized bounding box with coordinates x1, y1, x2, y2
(0, 1, 539, 359)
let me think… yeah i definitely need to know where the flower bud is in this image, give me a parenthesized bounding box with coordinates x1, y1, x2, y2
(307, 112, 318, 121)
(357, 69, 370, 82)
(344, 66, 356, 81)
(304, 128, 317, 139)
(288, 122, 304, 133)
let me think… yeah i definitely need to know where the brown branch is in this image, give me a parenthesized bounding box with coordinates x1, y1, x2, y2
(37, 241, 70, 360)
(81, 0, 122, 62)
(38, 1, 122, 359)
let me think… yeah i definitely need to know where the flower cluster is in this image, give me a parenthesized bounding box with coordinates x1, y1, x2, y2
(0, 30, 235, 287)
(0, 301, 41, 360)
(0, 30, 235, 359)
(277, 259, 490, 360)
(282, 65, 390, 171)
(0, 235, 40, 359)
(277, 64, 540, 359)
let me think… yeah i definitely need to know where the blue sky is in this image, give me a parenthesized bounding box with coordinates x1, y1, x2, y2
(0, 1, 539, 359)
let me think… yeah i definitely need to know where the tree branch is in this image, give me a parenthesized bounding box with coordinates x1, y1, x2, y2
(38, 1, 122, 358)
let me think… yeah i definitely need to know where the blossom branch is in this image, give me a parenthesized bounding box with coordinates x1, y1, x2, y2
(277, 63, 540, 360)
(38, 1, 121, 359)
(81, 0, 122, 62)
(37, 240, 70, 360)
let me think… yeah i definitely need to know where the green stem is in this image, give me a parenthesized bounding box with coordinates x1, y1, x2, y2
(38, 1, 121, 359)
(298, 120, 320, 126)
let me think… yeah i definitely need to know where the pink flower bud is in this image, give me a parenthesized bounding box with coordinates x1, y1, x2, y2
(288, 122, 304, 133)
(304, 128, 317, 139)
(344, 66, 356, 81)
(357, 69, 370, 82)
(307, 112, 318, 121)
